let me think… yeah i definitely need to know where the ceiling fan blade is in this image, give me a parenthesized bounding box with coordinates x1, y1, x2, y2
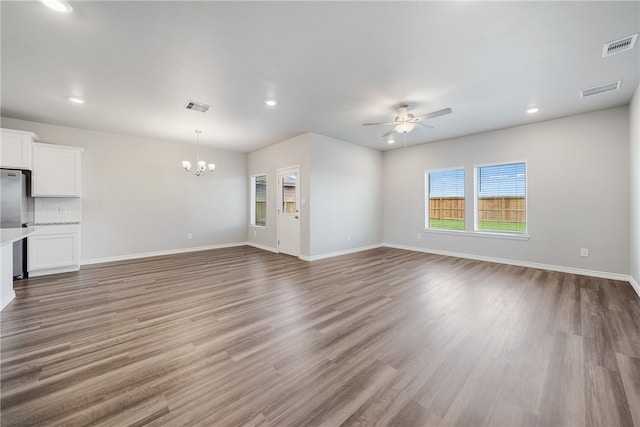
(363, 121, 396, 126)
(412, 107, 453, 122)
(382, 127, 396, 137)
(417, 122, 434, 129)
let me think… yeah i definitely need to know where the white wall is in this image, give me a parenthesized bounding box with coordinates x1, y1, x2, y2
(309, 134, 382, 257)
(1, 117, 248, 263)
(247, 134, 311, 255)
(630, 85, 640, 290)
(247, 132, 382, 259)
(383, 107, 630, 277)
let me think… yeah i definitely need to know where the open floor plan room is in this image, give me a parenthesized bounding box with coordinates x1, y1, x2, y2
(1, 1, 639, 426)
(1, 246, 639, 426)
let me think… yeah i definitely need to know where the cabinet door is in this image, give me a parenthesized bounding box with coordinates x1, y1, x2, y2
(0, 129, 34, 170)
(32, 144, 82, 197)
(28, 229, 80, 272)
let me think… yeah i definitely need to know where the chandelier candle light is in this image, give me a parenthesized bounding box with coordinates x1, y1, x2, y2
(182, 130, 215, 176)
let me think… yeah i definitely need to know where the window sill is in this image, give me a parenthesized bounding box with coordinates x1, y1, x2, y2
(423, 228, 530, 241)
(249, 225, 267, 230)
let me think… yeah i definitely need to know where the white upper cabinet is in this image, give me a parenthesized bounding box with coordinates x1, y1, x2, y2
(0, 128, 37, 170)
(32, 143, 83, 197)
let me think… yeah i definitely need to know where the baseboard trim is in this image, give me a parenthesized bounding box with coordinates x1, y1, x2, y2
(383, 243, 631, 282)
(301, 244, 384, 262)
(630, 276, 640, 299)
(29, 265, 80, 277)
(247, 242, 279, 253)
(82, 242, 248, 266)
(0, 291, 15, 312)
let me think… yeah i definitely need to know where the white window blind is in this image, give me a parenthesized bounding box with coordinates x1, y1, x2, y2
(475, 162, 526, 233)
(426, 168, 465, 230)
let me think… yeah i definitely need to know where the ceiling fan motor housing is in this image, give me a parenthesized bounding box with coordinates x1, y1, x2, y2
(397, 104, 409, 120)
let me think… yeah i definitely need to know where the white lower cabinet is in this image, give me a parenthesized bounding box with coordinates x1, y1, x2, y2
(28, 224, 80, 277)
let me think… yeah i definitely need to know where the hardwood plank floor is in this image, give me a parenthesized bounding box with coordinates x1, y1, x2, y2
(1, 246, 639, 426)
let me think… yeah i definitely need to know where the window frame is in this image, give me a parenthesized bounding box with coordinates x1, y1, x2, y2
(424, 167, 466, 232)
(473, 161, 528, 235)
(250, 173, 267, 228)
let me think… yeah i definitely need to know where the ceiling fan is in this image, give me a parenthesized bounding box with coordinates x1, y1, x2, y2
(363, 104, 453, 137)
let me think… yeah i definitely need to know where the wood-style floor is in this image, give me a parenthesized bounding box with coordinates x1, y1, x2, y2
(1, 246, 639, 426)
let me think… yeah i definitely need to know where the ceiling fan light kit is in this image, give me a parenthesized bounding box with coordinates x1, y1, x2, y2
(363, 104, 453, 138)
(395, 122, 415, 134)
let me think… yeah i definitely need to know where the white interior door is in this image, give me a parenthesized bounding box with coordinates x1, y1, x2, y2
(277, 166, 300, 257)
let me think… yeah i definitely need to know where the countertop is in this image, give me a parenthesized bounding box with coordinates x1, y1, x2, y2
(0, 227, 37, 247)
(32, 222, 81, 226)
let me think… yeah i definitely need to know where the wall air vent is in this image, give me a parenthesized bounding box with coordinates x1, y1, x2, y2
(602, 33, 638, 57)
(184, 100, 212, 113)
(580, 81, 621, 98)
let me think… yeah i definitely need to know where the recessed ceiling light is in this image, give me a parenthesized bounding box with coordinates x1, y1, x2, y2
(387, 138, 395, 144)
(526, 107, 539, 114)
(66, 96, 86, 104)
(41, 0, 73, 13)
(264, 99, 277, 107)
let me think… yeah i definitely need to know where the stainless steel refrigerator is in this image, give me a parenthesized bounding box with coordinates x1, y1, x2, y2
(1, 169, 33, 279)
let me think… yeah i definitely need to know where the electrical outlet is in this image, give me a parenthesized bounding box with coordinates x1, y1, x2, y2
(253, 230, 257, 236)
(417, 233, 422, 240)
(580, 248, 589, 257)
(187, 233, 193, 240)
(347, 233, 351, 241)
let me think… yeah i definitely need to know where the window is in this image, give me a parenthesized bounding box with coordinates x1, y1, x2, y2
(475, 162, 526, 233)
(250, 174, 267, 227)
(425, 168, 465, 230)
(281, 172, 297, 214)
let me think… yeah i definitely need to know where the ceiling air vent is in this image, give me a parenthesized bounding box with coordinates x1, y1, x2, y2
(184, 100, 212, 113)
(602, 33, 638, 57)
(580, 81, 621, 98)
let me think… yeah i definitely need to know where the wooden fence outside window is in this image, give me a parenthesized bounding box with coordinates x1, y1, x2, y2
(429, 196, 526, 223)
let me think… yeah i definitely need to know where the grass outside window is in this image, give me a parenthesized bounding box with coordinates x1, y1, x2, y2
(428, 219, 526, 233)
(428, 219, 465, 230)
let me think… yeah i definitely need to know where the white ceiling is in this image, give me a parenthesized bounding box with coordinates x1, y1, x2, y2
(1, 1, 639, 152)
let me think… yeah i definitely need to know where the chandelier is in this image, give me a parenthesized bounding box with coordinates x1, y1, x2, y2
(181, 130, 215, 176)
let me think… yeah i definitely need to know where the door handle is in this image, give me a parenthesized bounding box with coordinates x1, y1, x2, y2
(294, 216, 299, 219)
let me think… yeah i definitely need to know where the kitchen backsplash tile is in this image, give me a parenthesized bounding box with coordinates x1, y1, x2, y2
(34, 197, 81, 224)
